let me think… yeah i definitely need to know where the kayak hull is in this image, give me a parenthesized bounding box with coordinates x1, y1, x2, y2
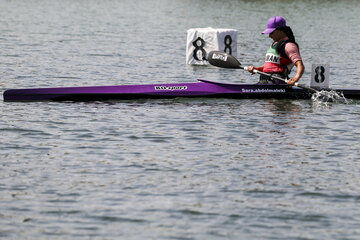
(3, 79, 359, 102)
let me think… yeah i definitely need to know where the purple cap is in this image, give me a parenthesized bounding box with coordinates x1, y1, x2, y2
(262, 16, 286, 34)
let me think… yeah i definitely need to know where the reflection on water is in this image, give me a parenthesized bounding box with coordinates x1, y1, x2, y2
(266, 99, 303, 115)
(264, 99, 302, 126)
(249, 100, 307, 162)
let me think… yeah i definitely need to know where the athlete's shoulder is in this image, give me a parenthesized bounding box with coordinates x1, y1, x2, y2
(285, 42, 299, 52)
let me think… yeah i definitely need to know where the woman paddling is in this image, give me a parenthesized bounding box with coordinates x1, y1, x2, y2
(247, 16, 304, 85)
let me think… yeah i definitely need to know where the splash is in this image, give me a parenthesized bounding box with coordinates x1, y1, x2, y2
(311, 90, 349, 105)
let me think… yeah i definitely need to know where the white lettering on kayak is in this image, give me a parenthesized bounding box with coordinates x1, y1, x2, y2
(242, 88, 286, 93)
(154, 86, 188, 91)
(211, 53, 228, 62)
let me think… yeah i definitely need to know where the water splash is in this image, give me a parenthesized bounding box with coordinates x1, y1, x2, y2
(311, 90, 349, 106)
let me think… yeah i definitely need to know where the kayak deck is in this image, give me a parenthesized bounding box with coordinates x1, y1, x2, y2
(3, 79, 360, 102)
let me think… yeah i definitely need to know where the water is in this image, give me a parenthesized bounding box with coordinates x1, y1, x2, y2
(312, 90, 349, 106)
(1, 0, 360, 239)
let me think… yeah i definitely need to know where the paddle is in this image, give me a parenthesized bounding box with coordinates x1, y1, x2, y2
(208, 51, 318, 93)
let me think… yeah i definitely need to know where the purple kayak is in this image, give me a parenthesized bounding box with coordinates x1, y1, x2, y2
(3, 79, 360, 102)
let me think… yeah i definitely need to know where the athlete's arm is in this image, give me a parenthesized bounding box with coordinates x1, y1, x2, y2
(287, 60, 304, 85)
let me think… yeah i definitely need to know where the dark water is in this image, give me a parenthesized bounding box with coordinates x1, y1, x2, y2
(1, 0, 360, 239)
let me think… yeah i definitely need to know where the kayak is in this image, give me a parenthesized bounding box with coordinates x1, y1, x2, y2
(3, 79, 360, 102)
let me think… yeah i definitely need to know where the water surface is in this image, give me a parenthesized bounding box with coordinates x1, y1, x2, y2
(1, 0, 360, 239)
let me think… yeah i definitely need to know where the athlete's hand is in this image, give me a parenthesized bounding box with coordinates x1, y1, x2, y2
(287, 78, 299, 86)
(247, 66, 256, 74)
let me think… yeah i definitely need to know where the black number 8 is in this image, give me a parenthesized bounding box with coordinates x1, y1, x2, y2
(315, 66, 325, 83)
(224, 35, 232, 55)
(192, 37, 207, 61)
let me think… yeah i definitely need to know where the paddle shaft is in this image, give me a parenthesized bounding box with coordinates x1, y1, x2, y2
(208, 51, 318, 93)
(245, 68, 318, 93)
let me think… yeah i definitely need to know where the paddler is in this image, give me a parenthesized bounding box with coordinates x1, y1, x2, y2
(247, 16, 304, 86)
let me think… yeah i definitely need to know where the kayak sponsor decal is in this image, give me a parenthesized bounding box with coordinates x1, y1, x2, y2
(155, 86, 188, 91)
(242, 88, 286, 93)
(211, 53, 228, 62)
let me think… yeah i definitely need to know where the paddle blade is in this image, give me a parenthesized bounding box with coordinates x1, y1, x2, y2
(208, 51, 243, 69)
